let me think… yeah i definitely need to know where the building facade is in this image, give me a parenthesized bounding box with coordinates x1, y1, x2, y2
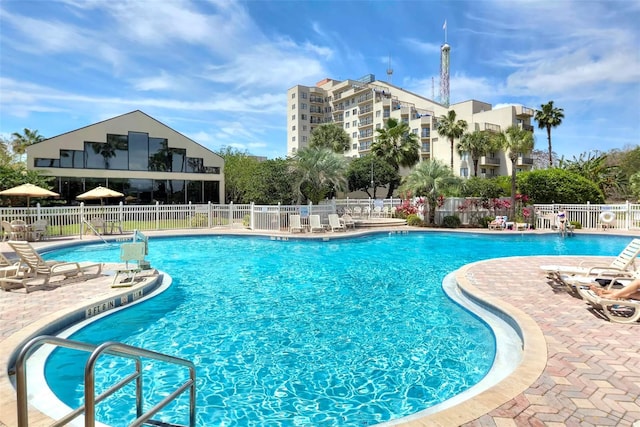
(287, 74, 535, 178)
(26, 110, 224, 204)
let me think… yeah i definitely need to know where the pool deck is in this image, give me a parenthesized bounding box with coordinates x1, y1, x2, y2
(0, 228, 639, 426)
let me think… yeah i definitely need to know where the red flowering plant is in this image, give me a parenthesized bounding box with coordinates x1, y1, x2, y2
(395, 199, 418, 219)
(514, 194, 531, 223)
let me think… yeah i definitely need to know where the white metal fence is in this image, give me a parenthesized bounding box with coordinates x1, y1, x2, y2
(1, 200, 638, 238)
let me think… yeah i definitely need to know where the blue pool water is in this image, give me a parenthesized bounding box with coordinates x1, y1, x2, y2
(41, 232, 630, 426)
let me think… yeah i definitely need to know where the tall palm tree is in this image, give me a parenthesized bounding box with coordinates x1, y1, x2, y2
(534, 101, 564, 167)
(492, 126, 535, 215)
(292, 146, 348, 204)
(309, 123, 351, 153)
(400, 159, 459, 225)
(456, 130, 493, 177)
(435, 110, 468, 171)
(371, 117, 420, 197)
(11, 128, 45, 162)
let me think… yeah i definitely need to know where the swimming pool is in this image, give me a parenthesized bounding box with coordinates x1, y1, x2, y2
(38, 232, 631, 426)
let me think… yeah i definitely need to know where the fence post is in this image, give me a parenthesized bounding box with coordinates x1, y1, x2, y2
(79, 202, 85, 239)
(155, 201, 160, 230)
(586, 201, 591, 229)
(625, 200, 630, 230)
(250, 202, 255, 230)
(208, 202, 212, 228)
(309, 201, 313, 216)
(228, 202, 234, 229)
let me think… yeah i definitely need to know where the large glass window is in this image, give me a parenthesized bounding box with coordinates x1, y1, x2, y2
(186, 157, 203, 173)
(128, 132, 149, 171)
(148, 138, 171, 171)
(170, 149, 186, 173)
(204, 181, 220, 204)
(60, 150, 83, 168)
(187, 181, 203, 203)
(167, 180, 185, 204)
(85, 134, 128, 169)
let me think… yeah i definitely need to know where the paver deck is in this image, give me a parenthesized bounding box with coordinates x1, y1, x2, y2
(0, 229, 639, 426)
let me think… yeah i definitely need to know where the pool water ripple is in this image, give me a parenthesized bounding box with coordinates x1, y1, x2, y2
(41, 232, 631, 426)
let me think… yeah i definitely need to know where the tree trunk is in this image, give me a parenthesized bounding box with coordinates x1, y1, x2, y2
(450, 138, 454, 170)
(547, 126, 553, 167)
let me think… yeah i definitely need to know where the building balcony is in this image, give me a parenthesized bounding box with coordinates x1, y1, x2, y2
(519, 123, 534, 132)
(479, 156, 500, 166)
(515, 105, 535, 118)
(517, 157, 534, 166)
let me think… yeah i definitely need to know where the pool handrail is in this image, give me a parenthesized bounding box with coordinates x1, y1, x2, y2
(14, 335, 196, 427)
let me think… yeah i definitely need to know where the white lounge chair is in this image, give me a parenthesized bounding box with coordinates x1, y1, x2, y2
(328, 214, 345, 232)
(540, 238, 640, 285)
(577, 287, 640, 324)
(6, 241, 102, 292)
(289, 214, 304, 233)
(308, 215, 325, 233)
(341, 214, 356, 229)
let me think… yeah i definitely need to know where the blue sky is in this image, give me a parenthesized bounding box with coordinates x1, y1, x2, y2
(1, 0, 639, 161)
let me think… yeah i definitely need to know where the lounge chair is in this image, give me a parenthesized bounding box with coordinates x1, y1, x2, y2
(488, 216, 504, 230)
(308, 215, 325, 233)
(577, 287, 640, 324)
(328, 214, 346, 232)
(7, 241, 102, 289)
(289, 214, 304, 233)
(540, 238, 640, 285)
(341, 214, 356, 229)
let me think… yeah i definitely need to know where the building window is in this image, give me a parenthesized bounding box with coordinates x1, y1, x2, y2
(412, 128, 418, 134)
(352, 143, 357, 149)
(345, 123, 350, 128)
(292, 114, 295, 120)
(302, 136, 307, 142)
(345, 111, 350, 117)
(292, 125, 296, 131)
(301, 103, 307, 110)
(376, 124, 381, 129)
(301, 92, 307, 99)
(352, 109, 357, 115)
(303, 125, 307, 131)
(460, 168, 469, 177)
(292, 136, 296, 142)
(292, 104, 296, 110)
(291, 93, 295, 99)
(376, 110, 381, 117)
(352, 132, 357, 138)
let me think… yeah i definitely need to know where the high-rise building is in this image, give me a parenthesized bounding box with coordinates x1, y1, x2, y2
(287, 74, 535, 178)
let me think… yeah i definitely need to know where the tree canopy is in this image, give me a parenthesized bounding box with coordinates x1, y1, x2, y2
(309, 123, 351, 153)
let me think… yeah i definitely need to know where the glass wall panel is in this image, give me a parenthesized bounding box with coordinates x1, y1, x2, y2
(186, 181, 203, 203)
(167, 180, 185, 204)
(34, 158, 59, 167)
(59, 150, 83, 168)
(186, 157, 203, 173)
(149, 138, 170, 171)
(128, 179, 153, 204)
(171, 149, 186, 173)
(60, 177, 84, 205)
(153, 180, 168, 203)
(128, 132, 149, 171)
(204, 181, 220, 204)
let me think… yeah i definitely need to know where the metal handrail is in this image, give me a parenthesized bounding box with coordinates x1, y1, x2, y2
(15, 335, 196, 427)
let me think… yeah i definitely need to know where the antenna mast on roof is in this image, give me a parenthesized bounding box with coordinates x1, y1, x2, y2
(439, 20, 450, 107)
(386, 55, 393, 83)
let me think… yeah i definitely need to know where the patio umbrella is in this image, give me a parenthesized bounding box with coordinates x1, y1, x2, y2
(0, 183, 59, 206)
(77, 186, 124, 205)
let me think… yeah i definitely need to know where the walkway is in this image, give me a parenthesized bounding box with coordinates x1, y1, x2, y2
(0, 230, 639, 426)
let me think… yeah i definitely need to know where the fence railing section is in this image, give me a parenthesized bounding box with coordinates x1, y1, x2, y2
(1, 200, 639, 237)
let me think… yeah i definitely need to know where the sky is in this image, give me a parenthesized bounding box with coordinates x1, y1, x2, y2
(1, 0, 639, 161)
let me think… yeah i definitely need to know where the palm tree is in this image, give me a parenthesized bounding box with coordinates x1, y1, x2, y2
(492, 126, 535, 215)
(292, 146, 348, 204)
(309, 123, 351, 153)
(11, 128, 45, 162)
(435, 110, 468, 171)
(456, 130, 493, 177)
(534, 101, 564, 167)
(370, 117, 420, 197)
(399, 159, 459, 225)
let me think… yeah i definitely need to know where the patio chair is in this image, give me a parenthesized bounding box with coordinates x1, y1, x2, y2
(289, 214, 304, 233)
(577, 286, 640, 324)
(341, 213, 356, 229)
(540, 238, 640, 286)
(112, 242, 147, 287)
(488, 216, 505, 230)
(308, 215, 325, 233)
(328, 214, 346, 232)
(29, 219, 48, 241)
(7, 241, 103, 288)
(352, 206, 362, 218)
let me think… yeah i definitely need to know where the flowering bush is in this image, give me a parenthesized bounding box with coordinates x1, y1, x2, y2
(395, 200, 418, 219)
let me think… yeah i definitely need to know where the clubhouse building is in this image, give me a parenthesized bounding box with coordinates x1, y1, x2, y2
(25, 110, 224, 205)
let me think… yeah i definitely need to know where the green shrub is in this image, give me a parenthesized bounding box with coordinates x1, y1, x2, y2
(442, 215, 462, 228)
(242, 214, 250, 227)
(406, 214, 423, 226)
(479, 216, 494, 228)
(518, 169, 604, 204)
(570, 220, 582, 229)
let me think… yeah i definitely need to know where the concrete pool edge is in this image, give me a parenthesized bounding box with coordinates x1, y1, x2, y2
(0, 272, 166, 427)
(399, 260, 548, 426)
